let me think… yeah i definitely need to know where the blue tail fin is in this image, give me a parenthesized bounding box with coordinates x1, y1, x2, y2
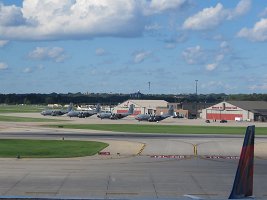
(229, 125, 255, 199)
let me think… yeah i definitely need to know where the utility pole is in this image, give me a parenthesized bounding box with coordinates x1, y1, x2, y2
(148, 81, 151, 94)
(195, 80, 198, 95)
(195, 80, 198, 119)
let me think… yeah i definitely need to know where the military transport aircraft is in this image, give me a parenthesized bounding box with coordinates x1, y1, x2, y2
(67, 104, 101, 118)
(97, 104, 134, 120)
(41, 103, 73, 116)
(148, 105, 174, 122)
(135, 105, 174, 122)
(96, 110, 112, 119)
(135, 113, 151, 121)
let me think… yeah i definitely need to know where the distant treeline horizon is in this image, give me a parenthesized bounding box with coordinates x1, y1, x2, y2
(0, 92, 266, 105)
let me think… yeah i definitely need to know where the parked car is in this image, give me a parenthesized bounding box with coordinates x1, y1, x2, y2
(220, 119, 227, 123)
(205, 120, 210, 123)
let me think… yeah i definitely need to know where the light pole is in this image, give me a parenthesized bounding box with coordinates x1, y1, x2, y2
(195, 80, 198, 119)
(195, 80, 198, 95)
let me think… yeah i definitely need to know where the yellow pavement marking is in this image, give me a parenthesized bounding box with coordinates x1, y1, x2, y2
(193, 145, 198, 156)
(137, 143, 146, 155)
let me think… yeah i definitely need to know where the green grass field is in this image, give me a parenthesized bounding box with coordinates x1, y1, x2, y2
(0, 105, 45, 113)
(0, 115, 65, 122)
(47, 124, 267, 135)
(0, 139, 108, 158)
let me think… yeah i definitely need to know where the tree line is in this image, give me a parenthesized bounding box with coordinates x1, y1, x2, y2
(0, 93, 266, 105)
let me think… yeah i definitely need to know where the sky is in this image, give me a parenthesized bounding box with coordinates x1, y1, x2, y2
(0, 0, 267, 94)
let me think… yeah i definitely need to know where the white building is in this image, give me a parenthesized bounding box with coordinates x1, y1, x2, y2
(113, 99, 168, 115)
(201, 101, 267, 121)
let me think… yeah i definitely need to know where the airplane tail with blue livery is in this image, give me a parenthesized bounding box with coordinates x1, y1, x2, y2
(228, 125, 255, 199)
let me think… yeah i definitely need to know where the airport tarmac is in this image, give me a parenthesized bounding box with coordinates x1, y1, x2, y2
(0, 154, 267, 199)
(0, 114, 267, 199)
(0, 129, 267, 199)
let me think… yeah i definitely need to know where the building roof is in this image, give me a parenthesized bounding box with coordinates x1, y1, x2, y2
(129, 99, 168, 108)
(118, 99, 168, 109)
(227, 101, 267, 111)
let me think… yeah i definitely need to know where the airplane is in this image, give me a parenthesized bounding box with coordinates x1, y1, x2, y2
(135, 113, 152, 121)
(97, 104, 134, 120)
(148, 105, 174, 122)
(41, 103, 73, 116)
(67, 104, 101, 118)
(96, 110, 112, 119)
(228, 125, 254, 199)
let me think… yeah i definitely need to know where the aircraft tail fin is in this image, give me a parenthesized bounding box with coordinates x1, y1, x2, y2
(228, 125, 255, 199)
(67, 103, 73, 112)
(167, 105, 174, 116)
(128, 104, 134, 114)
(95, 104, 101, 113)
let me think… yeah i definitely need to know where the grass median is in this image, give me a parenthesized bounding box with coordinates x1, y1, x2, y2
(0, 105, 44, 113)
(0, 139, 108, 158)
(47, 124, 267, 135)
(0, 115, 66, 122)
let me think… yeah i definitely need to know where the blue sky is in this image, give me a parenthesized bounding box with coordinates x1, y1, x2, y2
(0, 0, 267, 94)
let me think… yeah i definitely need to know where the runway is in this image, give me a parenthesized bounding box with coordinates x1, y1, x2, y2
(0, 122, 267, 199)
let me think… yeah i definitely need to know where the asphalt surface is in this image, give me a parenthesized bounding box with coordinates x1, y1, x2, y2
(0, 156, 266, 199)
(0, 130, 267, 199)
(0, 115, 267, 199)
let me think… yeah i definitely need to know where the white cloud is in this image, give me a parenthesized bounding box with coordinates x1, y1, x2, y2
(0, 40, 9, 47)
(23, 67, 32, 73)
(145, 23, 162, 31)
(133, 51, 151, 63)
(249, 83, 267, 90)
(0, 0, 144, 40)
(165, 43, 176, 49)
(164, 34, 188, 46)
(37, 64, 44, 70)
(215, 54, 224, 62)
(28, 47, 67, 62)
(0, 0, 190, 41)
(229, 0, 251, 19)
(182, 45, 204, 64)
(183, 3, 226, 30)
(0, 3, 25, 26)
(220, 41, 229, 49)
(0, 62, 8, 70)
(182, 43, 229, 71)
(205, 63, 217, 71)
(237, 18, 267, 42)
(95, 48, 106, 56)
(143, 0, 187, 15)
(183, 1, 251, 31)
(259, 7, 267, 17)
